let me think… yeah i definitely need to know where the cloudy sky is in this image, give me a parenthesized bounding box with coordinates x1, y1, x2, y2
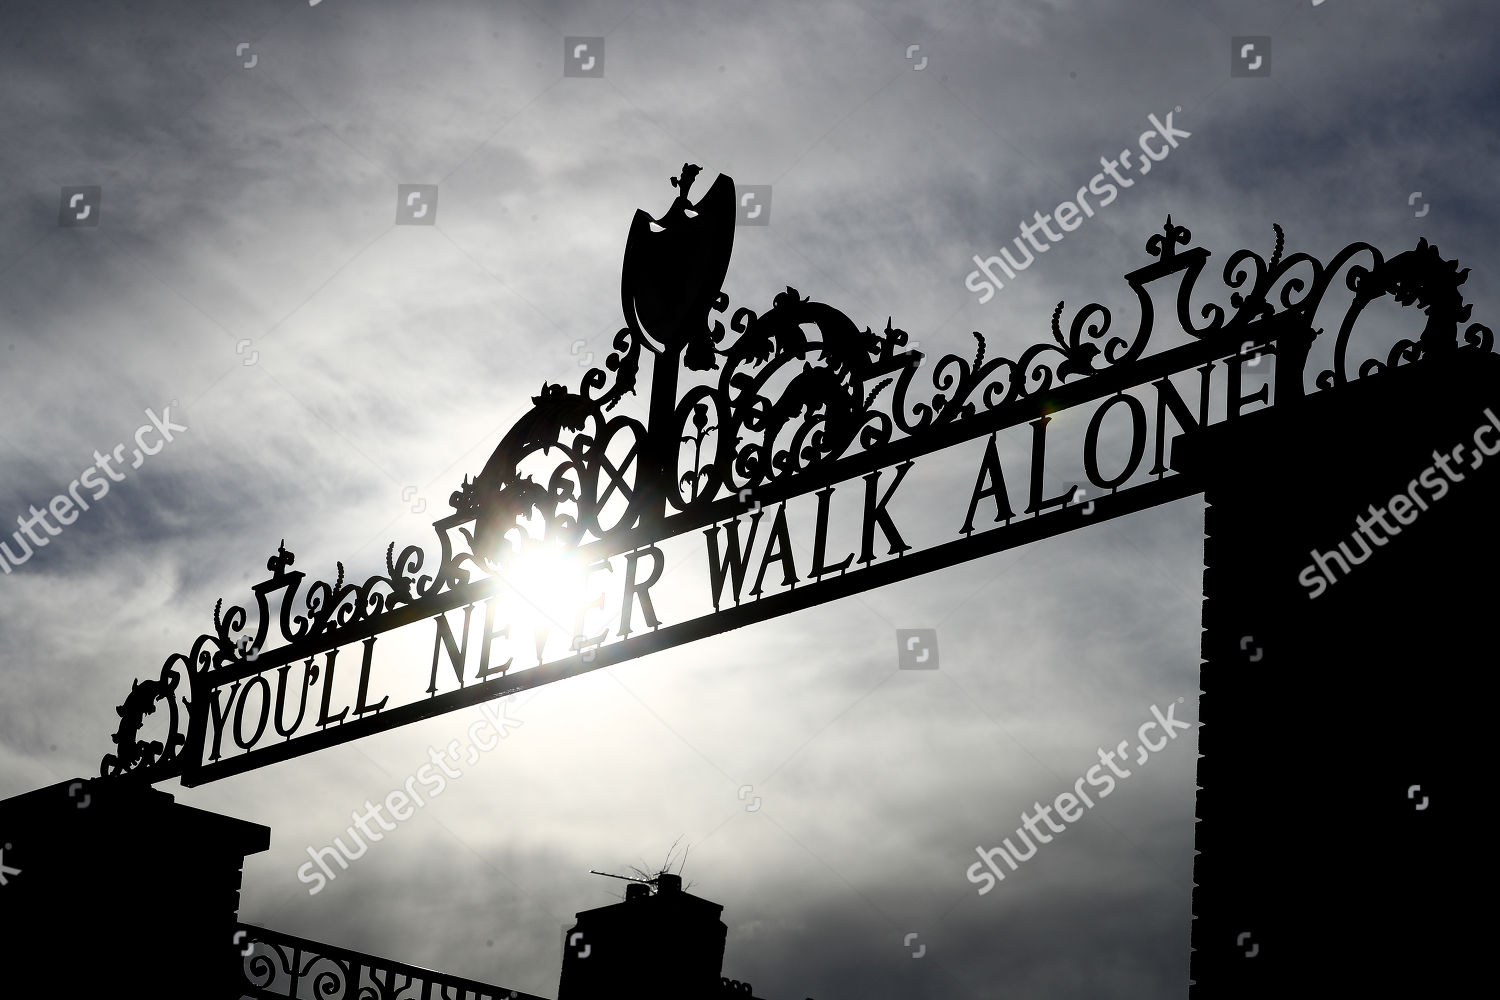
(1, 0, 1494, 997)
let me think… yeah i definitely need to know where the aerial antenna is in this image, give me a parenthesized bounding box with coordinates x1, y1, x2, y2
(590, 839, 696, 897)
(588, 869, 657, 885)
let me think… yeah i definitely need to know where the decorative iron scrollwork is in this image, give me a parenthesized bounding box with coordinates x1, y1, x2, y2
(237, 923, 543, 1000)
(101, 165, 1490, 783)
(1317, 235, 1492, 389)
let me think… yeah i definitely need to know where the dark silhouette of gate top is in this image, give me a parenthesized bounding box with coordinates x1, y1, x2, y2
(99, 165, 1492, 789)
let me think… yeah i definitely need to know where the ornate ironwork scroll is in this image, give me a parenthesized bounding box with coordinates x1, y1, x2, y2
(102, 165, 1491, 785)
(238, 922, 547, 1000)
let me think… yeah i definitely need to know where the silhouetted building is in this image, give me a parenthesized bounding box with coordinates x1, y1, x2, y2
(558, 873, 755, 1000)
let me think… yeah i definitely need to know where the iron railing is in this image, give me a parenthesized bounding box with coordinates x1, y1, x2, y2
(237, 921, 548, 1000)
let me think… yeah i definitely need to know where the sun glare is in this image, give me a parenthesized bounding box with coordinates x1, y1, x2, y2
(506, 539, 590, 648)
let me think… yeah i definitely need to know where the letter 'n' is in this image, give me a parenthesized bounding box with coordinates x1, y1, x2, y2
(428, 604, 475, 695)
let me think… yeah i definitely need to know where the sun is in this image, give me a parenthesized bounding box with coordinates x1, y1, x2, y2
(502, 537, 593, 653)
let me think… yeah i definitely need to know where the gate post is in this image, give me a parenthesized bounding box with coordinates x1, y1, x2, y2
(1174, 352, 1494, 995)
(0, 776, 270, 998)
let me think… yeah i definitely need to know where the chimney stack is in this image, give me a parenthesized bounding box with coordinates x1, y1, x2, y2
(558, 874, 727, 1000)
